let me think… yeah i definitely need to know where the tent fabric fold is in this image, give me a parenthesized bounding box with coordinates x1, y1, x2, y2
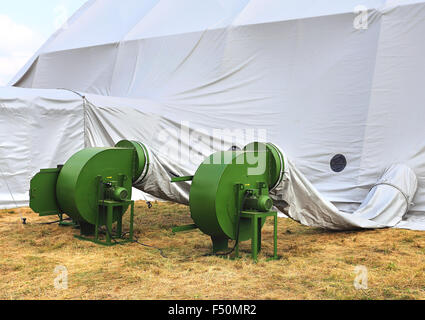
(271, 155, 420, 230)
(2, 1, 425, 231)
(0, 86, 424, 231)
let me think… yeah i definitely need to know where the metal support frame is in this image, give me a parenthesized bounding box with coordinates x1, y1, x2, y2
(172, 224, 199, 233)
(75, 199, 134, 246)
(170, 174, 279, 262)
(238, 211, 278, 262)
(58, 212, 77, 227)
(171, 176, 194, 183)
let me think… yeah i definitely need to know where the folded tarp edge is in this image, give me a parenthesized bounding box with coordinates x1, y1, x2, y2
(271, 146, 419, 231)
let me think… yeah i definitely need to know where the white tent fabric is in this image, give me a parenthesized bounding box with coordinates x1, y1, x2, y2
(0, 87, 84, 208)
(3, 1, 425, 230)
(84, 93, 422, 230)
(272, 158, 421, 230)
(83, 95, 192, 205)
(0, 87, 423, 230)
(0, 87, 161, 209)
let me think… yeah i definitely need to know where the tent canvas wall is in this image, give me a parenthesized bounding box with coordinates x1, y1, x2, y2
(2, 0, 425, 229)
(0, 87, 84, 208)
(0, 87, 170, 208)
(1, 86, 423, 231)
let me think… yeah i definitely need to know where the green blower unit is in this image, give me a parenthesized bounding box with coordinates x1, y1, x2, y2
(172, 142, 285, 261)
(29, 140, 149, 246)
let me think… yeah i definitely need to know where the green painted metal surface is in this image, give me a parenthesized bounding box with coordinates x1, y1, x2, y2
(30, 168, 61, 216)
(55, 148, 134, 226)
(244, 142, 285, 189)
(75, 199, 135, 246)
(239, 211, 279, 262)
(171, 176, 194, 183)
(115, 140, 149, 180)
(184, 142, 284, 259)
(189, 142, 284, 242)
(115, 140, 150, 182)
(189, 151, 267, 241)
(172, 223, 198, 233)
(30, 140, 150, 245)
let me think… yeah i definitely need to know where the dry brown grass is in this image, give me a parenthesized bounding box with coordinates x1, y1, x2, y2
(1, 202, 424, 300)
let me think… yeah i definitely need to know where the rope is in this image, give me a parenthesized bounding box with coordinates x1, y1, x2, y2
(104, 229, 167, 258)
(133, 237, 168, 258)
(0, 165, 25, 224)
(37, 218, 72, 225)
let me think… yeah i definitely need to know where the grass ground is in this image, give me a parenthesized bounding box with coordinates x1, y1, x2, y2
(0, 201, 424, 300)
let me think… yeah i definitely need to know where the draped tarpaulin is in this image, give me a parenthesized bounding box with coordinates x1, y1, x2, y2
(0, 87, 84, 208)
(2, 0, 425, 230)
(0, 87, 423, 231)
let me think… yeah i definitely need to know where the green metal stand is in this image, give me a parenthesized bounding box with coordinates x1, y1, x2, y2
(172, 223, 199, 233)
(75, 200, 134, 246)
(236, 211, 278, 262)
(171, 176, 194, 183)
(212, 237, 230, 253)
(58, 213, 77, 227)
(171, 214, 278, 261)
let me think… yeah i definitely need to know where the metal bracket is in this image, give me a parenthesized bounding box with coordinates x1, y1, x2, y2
(171, 176, 194, 183)
(172, 223, 198, 233)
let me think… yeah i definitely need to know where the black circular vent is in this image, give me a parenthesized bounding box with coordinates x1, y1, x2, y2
(330, 154, 347, 173)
